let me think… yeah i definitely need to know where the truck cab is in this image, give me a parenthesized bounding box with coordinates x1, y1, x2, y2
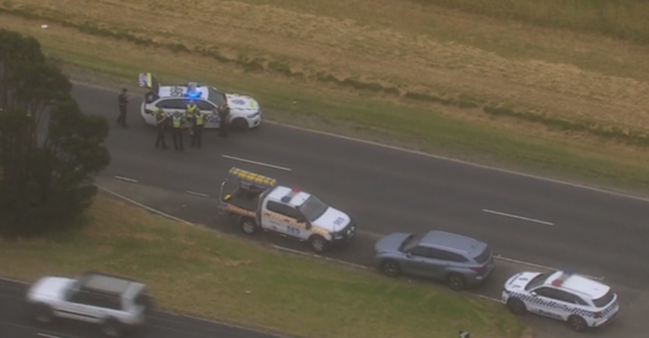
(218, 167, 356, 253)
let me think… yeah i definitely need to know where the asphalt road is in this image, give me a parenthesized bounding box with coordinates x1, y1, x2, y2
(71, 83, 649, 290)
(0, 278, 286, 338)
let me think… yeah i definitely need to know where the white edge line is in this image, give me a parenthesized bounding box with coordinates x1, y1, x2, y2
(222, 154, 292, 172)
(270, 244, 369, 270)
(37, 334, 64, 338)
(495, 255, 605, 281)
(482, 209, 554, 226)
(475, 294, 501, 303)
(70, 81, 649, 203)
(263, 120, 649, 203)
(114, 175, 138, 183)
(186, 190, 210, 198)
(97, 184, 194, 226)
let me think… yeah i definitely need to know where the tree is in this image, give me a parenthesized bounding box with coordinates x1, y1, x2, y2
(0, 29, 111, 238)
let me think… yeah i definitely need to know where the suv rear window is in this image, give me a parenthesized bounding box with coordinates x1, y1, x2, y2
(592, 289, 615, 308)
(473, 246, 492, 264)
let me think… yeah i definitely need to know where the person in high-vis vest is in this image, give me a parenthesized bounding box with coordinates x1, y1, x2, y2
(171, 112, 184, 151)
(186, 100, 198, 137)
(191, 110, 205, 148)
(217, 102, 230, 138)
(154, 106, 168, 149)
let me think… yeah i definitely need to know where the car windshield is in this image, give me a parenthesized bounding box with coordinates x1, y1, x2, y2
(208, 87, 227, 106)
(524, 273, 548, 291)
(398, 233, 426, 252)
(592, 289, 615, 308)
(298, 196, 329, 222)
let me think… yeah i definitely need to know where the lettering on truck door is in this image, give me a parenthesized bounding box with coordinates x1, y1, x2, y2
(263, 201, 291, 234)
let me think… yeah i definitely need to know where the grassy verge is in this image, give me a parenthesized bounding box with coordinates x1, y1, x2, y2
(0, 195, 524, 338)
(2, 7, 649, 191)
(413, 0, 649, 44)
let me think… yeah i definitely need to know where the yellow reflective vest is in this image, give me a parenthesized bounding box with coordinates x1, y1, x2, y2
(196, 112, 205, 126)
(172, 116, 182, 128)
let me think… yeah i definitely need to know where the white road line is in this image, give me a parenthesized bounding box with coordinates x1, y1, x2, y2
(475, 294, 501, 303)
(483, 209, 554, 226)
(221, 154, 292, 172)
(37, 333, 64, 338)
(97, 185, 195, 226)
(270, 245, 369, 270)
(495, 255, 605, 281)
(186, 191, 210, 198)
(263, 120, 649, 203)
(114, 175, 138, 183)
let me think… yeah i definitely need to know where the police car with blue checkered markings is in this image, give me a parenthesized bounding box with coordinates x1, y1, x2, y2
(502, 270, 619, 332)
(138, 73, 262, 130)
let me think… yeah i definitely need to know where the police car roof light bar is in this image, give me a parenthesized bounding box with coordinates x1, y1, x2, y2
(281, 186, 301, 203)
(227, 167, 277, 190)
(551, 269, 575, 287)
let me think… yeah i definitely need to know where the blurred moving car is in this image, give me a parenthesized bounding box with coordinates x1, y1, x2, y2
(26, 271, 152, 337)
(502, 270, 619, 332)
(372, 230, 494, 290)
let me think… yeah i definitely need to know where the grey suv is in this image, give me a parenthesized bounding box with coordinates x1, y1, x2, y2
(372, 230, 495, 290)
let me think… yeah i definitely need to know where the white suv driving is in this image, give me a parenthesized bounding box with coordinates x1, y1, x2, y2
(26, 272, 152, 337)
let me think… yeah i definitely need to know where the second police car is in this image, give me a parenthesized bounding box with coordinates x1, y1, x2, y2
(138, 73, 262, 130)
(502, 269, 619, 332)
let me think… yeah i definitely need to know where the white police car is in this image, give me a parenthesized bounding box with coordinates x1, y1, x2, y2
(138, 73, 262, 130)
(501, 270, 619, 332)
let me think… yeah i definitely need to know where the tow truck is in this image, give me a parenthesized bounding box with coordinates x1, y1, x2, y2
(218, 167, 356, 253)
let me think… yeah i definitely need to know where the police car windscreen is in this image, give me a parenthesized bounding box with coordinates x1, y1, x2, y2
(473, 246, 492, 264)
(592, 289, 615, 308)
(208, 88, 227, 106)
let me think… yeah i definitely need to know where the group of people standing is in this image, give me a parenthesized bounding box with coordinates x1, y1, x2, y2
(117, 88, 231, 152)
(154, 99, 230, 151)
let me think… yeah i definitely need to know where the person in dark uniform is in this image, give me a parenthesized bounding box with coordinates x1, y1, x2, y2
(154, 106, 168, 149)
(218, 102, 230, 138)
(116, 88, 129, 128)
(171, 112, 184, 151)
(191, 110, 205, 148)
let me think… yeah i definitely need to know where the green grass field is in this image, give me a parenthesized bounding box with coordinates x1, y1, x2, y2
(0, 195, 524, 338)
(2, 1, 649, 191)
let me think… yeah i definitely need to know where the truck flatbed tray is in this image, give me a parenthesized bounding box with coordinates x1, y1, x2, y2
(224, 188, 261, 211)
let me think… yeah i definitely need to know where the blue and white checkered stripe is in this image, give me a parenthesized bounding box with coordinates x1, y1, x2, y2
(511, 293, 598, 318)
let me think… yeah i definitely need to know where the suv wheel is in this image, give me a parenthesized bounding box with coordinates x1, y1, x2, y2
(506, 298, 527, 315)
(240, 218, 257, 235)
(102, 318, 123, 337)
(380, 260, 401, 277)
(309, 235, 327, 253)
(33, 303, 54, 324)
(446, 273, 466, 291)
(568, 315, 588, 332)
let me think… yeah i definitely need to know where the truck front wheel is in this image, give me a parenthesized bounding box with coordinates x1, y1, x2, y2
(309, 235, 328, 253)
(239, 217, 257, 235)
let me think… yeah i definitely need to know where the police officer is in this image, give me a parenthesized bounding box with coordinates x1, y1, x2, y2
(186, 99, 198, 138)
(218, 102, 230, 138)
(191, 109, 205, 148)
(154, 106, 168, 149)
(116, 88, 129, 128)
(171, 112, 184, 151)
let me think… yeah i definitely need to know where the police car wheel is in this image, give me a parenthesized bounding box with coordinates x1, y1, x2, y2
(568, 315, 588, 332)
(240, 218, 257, 235)
(506, 298, 527, 315)
(380, 260, 401, 277)
(310, 236, 327, 253)
(446, 273, 466, 291)
(102, 318, 123, 337)
(33, 303, 54, 324)
(231, 118, 248, 131)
